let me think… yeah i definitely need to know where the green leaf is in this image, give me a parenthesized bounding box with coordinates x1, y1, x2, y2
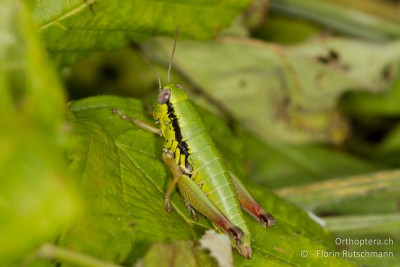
(142, 37, 400, 145)
(269, 0, 400, 41)
(65, 95, 354, 266)
(276, 170, 400, 211)
(340, 70, 400, 118)
(243, 133, 380, 188)
(29, 0, 251, 66)
(0, 0, 79, 262)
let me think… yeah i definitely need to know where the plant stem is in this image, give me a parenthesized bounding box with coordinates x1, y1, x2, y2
(324, 213, 400, 233)
(37, 243, 122, 267)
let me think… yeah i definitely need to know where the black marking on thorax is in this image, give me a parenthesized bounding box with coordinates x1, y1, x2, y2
(167, 101, 190, 166)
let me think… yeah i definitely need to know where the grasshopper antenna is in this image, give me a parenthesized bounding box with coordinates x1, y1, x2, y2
(137, 51, 162, 91)
(167, 27, 179, 83)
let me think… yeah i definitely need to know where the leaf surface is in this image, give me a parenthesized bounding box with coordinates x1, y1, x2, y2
(28, 0, 251, 66)
(142, 37, 400, 144)
(65, 95, 354, 266)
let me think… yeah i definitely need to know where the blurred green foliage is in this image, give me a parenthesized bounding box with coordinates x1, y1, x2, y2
(1, 0, 400, 266)
(0, 0, 79, 263)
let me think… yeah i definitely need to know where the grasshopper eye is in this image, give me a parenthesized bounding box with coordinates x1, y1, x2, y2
(157, 89, 171, 104)
(175, 84, 184, 89)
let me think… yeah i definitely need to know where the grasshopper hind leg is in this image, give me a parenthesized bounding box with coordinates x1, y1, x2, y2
(177, 174, 245, 243)
(162, 150, 250, 257)
(259, 212, 275, 227)
(163, 155, 246, 246)
(229, 172, 275, 228)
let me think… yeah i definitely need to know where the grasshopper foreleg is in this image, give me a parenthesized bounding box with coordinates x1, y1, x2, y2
(112, 108, 162, 136)
(162, 150, 183, 212)
(229, 172, 275, 227)
(162, 151, 201, 220)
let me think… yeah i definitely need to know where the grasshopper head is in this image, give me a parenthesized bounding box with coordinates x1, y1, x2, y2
(157, 83, 188, 105)
(153, 83, 187, 121)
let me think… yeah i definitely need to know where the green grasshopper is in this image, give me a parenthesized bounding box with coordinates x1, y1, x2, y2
(112, 30, 275, 258)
